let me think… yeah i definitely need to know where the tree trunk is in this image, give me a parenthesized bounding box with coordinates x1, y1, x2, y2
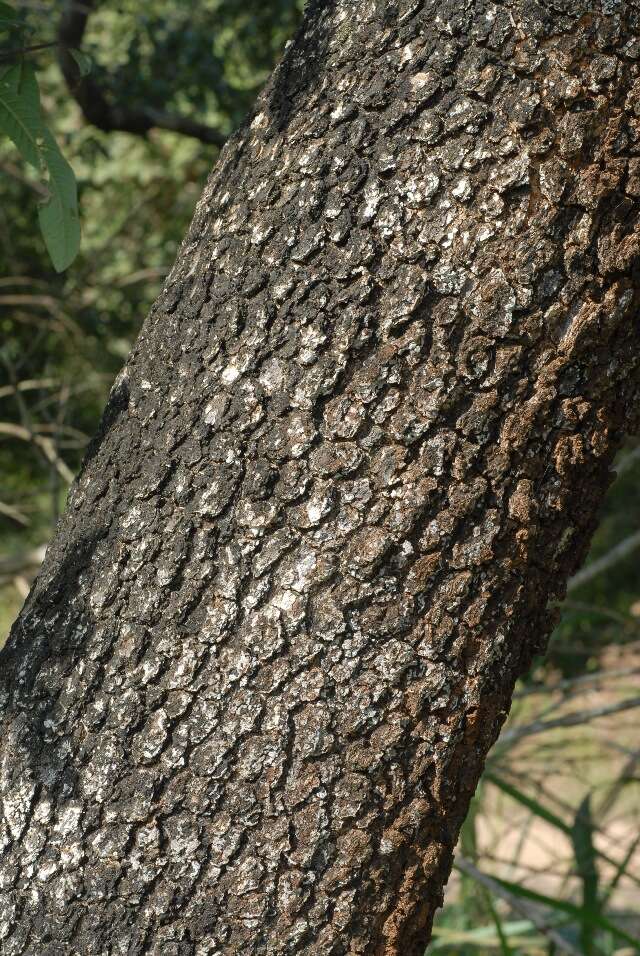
(2, 2, 640, 953)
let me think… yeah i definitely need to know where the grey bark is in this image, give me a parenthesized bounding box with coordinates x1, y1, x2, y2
(2, 1, 640, 953)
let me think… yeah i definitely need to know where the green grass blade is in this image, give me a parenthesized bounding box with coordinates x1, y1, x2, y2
(486, 772, 572, 834)
(488, 773, 640, 896)
(492, 875, 640, 949)
(485, 891, 515, 956)
(571, 794, 600, 954)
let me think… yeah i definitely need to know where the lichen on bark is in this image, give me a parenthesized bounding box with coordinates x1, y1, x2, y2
(2, 1, 640, 954)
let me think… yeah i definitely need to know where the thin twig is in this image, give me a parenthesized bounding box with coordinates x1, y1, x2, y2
(0, 421, 74, 483)
(454, 855, 583, 956)
(615, 444, 640, 478)
(500, 697, 640, 746)
(0, 160, 50, 196)
(560, 599, 640, 629)
(598, 745, 640, 819)
(0, 545, 47, 577)
(513, 665, 640, 699)
(0, 500, 29, 526)
(0, 377, 59, 400)
(56, 0, 227, 147)
(12, 575, 30, 600)
(0, 41, 59, 62)
(567, 530, 640, 593)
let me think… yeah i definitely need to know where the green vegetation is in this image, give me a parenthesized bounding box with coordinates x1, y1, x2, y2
(0, 0, 303, 610)
(0, 2, 79, 270)
(430, 449, 640, 952)
(1, 3, 639, 952)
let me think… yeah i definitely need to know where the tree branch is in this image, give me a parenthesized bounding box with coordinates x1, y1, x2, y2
(0, 42, 60, 63)
(56, 0, 227, 147)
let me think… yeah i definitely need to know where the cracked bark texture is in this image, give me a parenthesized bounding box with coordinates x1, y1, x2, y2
(2, 1, 640, 953)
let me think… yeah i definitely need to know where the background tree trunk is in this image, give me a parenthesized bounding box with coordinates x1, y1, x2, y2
(2, 1, 640, 953)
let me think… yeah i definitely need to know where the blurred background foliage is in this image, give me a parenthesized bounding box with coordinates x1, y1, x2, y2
(1, 2, 639, 953)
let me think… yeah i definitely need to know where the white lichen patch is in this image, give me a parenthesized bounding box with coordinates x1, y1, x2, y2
(400, 43, 415, 64)
(424, 171, 440, 199)
(259, 358, 286, 394)
(285, 553, 318, 594)
(251, 222, 274, 246)
(135, 710, 169, 763)
(285, 414, 317, 458)
(54, 802, 82, 837)
(360, 182, 382, 223)
(250, 111, 268, 130)
(452, 178, 472, 200)
(410, 70, 437, 90)
(204, 394, 228, 427)
(221, 364, 241, 386)
(2, 778, 36, 840)
(330, 101, 349, 123)
(164, 813, 201, 859)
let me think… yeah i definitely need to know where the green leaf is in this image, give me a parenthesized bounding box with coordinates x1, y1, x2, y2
(492, 875, 640, 949)
(486, 773, 573, 834)
(0, 61, 42, 168)
(571, 794, 600, 955)
(69, 48, 92, 77)
(0, 60, 80, 270)
(37, 126, 80, 272)
(487, 773, 640, 895)
(0, 1, 21, 31)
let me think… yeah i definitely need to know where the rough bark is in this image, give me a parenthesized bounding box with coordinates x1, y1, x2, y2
(2, 1, 640, 953)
